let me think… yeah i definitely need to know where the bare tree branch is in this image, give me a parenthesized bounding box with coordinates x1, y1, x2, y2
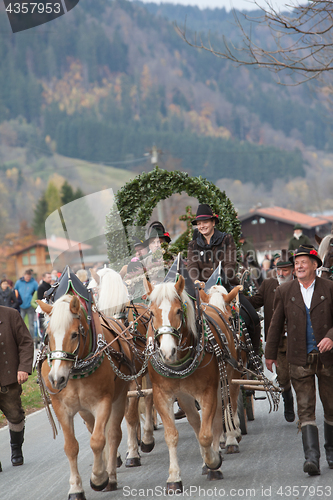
(175, 1, 333, 84)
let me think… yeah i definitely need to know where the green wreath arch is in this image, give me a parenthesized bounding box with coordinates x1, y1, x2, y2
(105, 167, 241, 267)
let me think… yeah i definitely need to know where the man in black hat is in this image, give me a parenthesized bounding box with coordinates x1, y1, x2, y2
(247, 250, 295, 422)
(141, 222, 171, 282)
(288, 224, 311, 251)
(266, 245, 333, 476)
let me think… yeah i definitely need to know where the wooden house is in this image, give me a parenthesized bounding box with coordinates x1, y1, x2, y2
(240, 206, 333, 254)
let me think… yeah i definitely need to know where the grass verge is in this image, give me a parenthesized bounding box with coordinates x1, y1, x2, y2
(0, 371, 43, 428)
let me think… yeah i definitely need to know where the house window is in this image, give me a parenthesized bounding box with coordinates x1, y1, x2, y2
(22, 253, 29, 265)
(45, 252, 51, 264)
(30, 255, 37, 265)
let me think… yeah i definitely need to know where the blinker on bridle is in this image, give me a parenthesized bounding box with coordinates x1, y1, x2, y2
(47, 312, 87, 366)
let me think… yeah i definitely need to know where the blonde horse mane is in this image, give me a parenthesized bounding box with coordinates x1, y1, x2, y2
(97, 268, 129, 317)
(148, 282, 197, 337)
(49, 295, 75, 334)
(206, 285, 229, 314)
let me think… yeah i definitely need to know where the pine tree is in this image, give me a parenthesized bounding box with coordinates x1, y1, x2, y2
(32, 193, 48, 237)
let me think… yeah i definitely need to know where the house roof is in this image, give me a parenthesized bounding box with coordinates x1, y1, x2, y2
(9, 237, 91, 256)
(239, 206, 332, 229)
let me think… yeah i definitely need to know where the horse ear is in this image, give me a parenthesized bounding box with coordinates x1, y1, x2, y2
(90, 268, 100, 286)
(222, 285, 243, 304)
(315, 234, 322, 246)
(199, 289, 210, 303)
(70, 296, 81, 315)
(175, 275, 185, 296)
(143, 277, 154, 296)
(36, 300, 52, 315)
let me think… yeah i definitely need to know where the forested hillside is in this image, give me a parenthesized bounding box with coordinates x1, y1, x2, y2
(1, 0, 327, 184)
(1, 0, 333, 236)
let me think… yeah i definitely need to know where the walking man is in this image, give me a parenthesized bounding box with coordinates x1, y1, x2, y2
(0, 306, 34, 470)
(265, 245, 333, 475)
(247, 250, 295, 422)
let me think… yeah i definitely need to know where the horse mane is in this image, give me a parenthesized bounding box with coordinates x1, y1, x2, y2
(148, 282, 197, 337)
(49, 295, 75, 333)
(97, 268, 129, 316)
(318, 235, 332, 261)
(207, 285, 229, 314)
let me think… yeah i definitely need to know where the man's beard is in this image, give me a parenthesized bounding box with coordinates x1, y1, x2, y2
(278, 273, 293, 285)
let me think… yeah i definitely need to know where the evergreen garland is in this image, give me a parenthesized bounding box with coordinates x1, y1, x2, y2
(105, 167, 240, 268)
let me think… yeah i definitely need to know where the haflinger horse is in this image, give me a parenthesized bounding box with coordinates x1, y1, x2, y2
(37, 291, 135, 499)
(199, 284, 246, 452)
(144, 275, 243, 492)
(90, 267, 155, 467)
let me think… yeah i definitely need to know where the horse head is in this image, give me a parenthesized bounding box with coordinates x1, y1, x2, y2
(37, 295, 90, 391)
(145, 275, 196, 364)
(200, 284, 243, 317)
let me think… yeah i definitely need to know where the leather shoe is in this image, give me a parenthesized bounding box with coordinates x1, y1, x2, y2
(174, 408, 186, 420)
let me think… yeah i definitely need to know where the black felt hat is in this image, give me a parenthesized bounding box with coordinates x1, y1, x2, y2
(145, 221, 171, 244)
(132, 236, 149, 249)
(275, 249, 293, 268)
(191, 204, 219, 225)
(291, 245, 322, 267)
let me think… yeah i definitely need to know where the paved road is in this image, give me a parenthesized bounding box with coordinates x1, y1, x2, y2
(0, 393, 332, 500)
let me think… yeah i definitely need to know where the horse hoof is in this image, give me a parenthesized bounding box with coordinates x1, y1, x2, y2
(207, 470, 223, 481)
(90, 476, 109, 491)
(226, 445, 240, 454)
(141, 439, 155, 453)
(68, 493, 87, 500)
(103, 481, 117, 491)
(202, 465, 209, 475)
(206, 451, 223, 471)
(117, 455, 123, 468)
(125, 457, 141, 467)
(166, 481, 183, 493)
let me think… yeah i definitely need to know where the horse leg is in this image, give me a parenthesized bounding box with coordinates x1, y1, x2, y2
(124, 382, 141, 467)
(153, 388, 182, 493)
(89, 398, 111, 492)
(105, 391, 128, 491)
(141, 375, 155, 453)
(225, 370, 242, 454)
(197, 387, 222, 472)
(54, 405, 85, 500)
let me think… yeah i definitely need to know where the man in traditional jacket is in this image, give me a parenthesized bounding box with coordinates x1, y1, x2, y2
(288, 223, 311, 251)
(265, 245, 333, 476)
(247, 250, 295, 422)
(0, 306, 33, 471)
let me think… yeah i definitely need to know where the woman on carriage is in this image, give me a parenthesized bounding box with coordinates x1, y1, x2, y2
(187, 204, 261, 354)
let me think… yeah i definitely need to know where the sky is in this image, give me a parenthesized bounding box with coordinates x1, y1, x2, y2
(140, 0, 294, 11)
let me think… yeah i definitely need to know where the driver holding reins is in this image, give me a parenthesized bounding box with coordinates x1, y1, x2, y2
(187, 203, 261, 355)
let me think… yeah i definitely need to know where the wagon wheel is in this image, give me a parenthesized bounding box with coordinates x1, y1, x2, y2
(245, 390, 255, 421)
(237, 390, 247, 435)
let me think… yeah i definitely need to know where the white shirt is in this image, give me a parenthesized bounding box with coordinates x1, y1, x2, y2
(299, 279, 316, 309)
